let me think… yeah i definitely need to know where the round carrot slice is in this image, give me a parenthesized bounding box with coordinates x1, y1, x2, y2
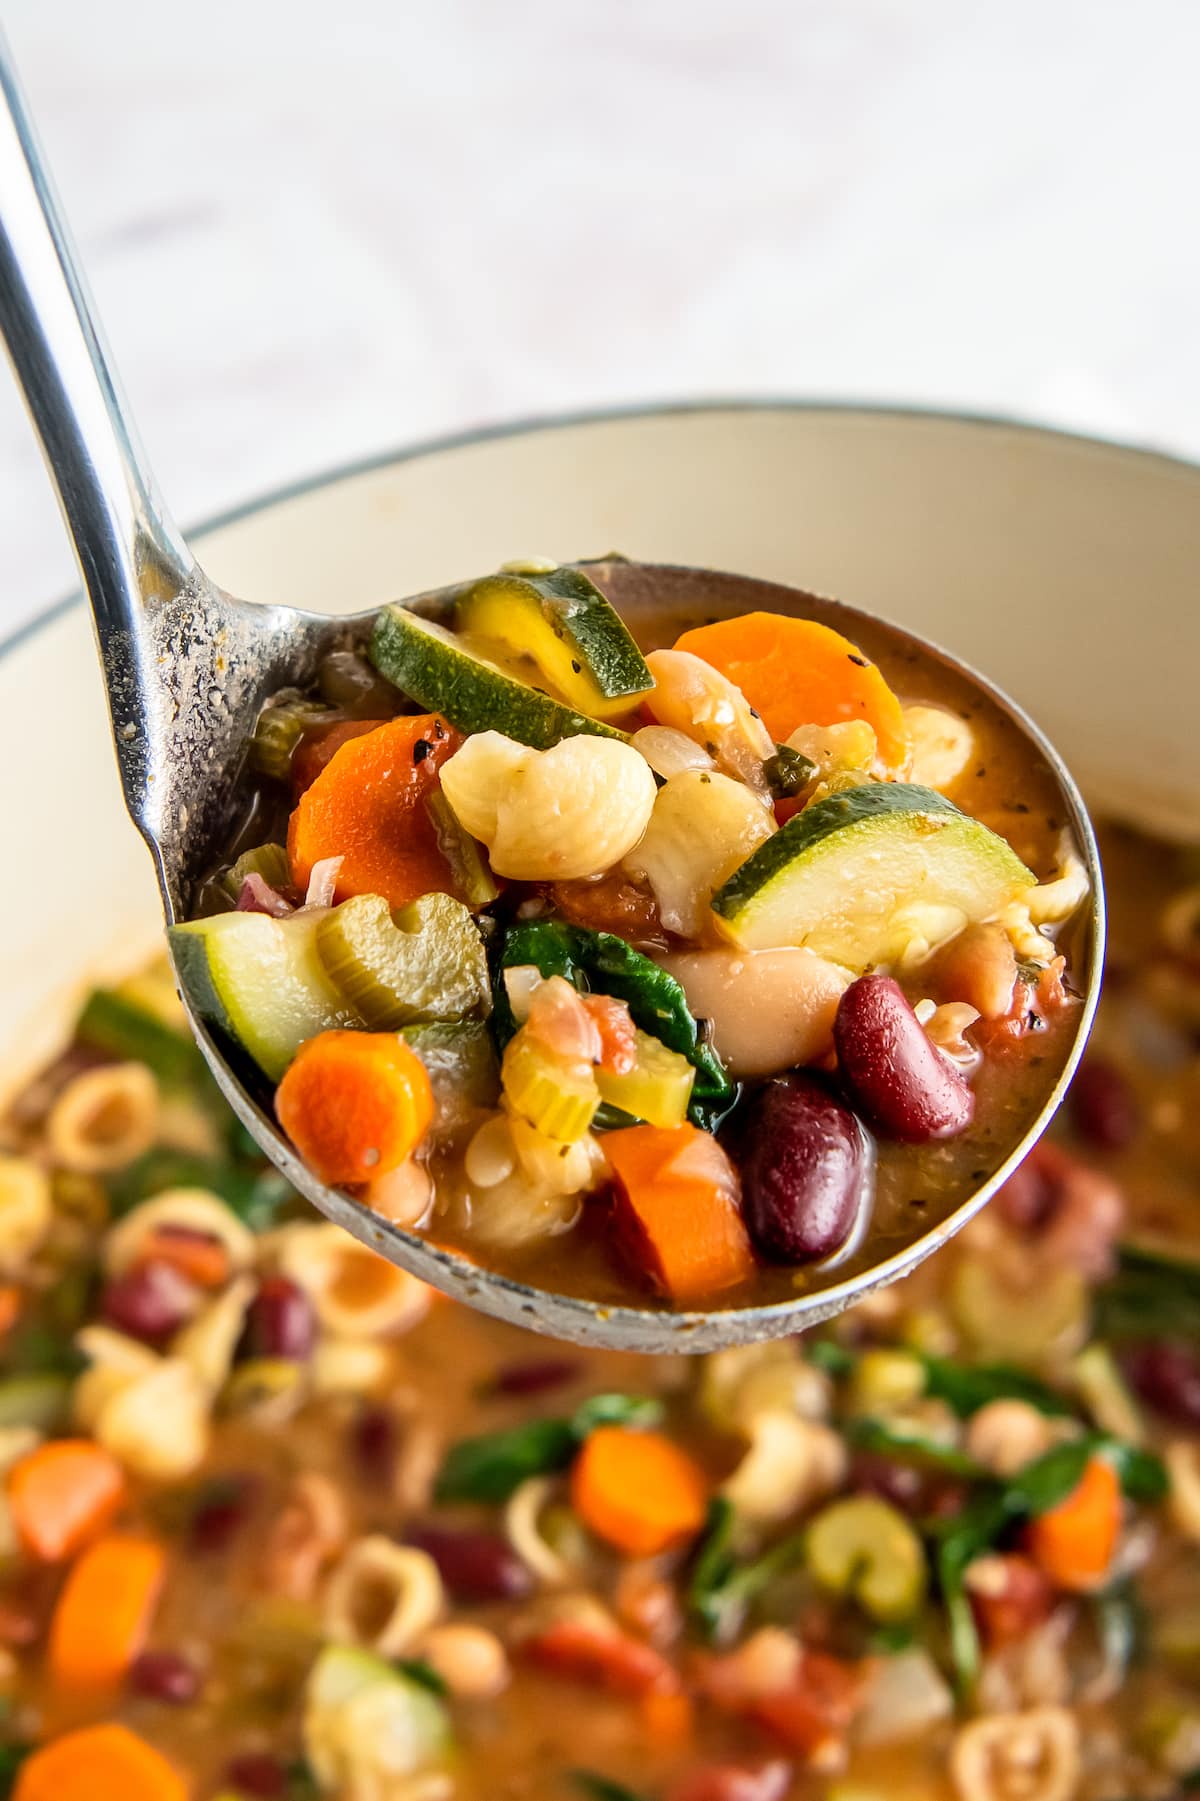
(571, 1425, 709, 1555)
(287, 713, 463, 909)
(672, 613, 911, 774)
(275, 1030, 434, 1187)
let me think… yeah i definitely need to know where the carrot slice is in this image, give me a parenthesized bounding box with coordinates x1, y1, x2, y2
(603, 1123, 756, 1304)
(47, 1534, 166, 1694)
(14, 1723, 185, 1801)
(672, 614, 910, 774)
(1026, 1455, 1121, 1591)
(291, 718, 389, 796)
(7, 1441, 125, 1564)
(275, 1029, 434, 1186)
(287, 713, 463, 909)
(572, 1425, 709, 1555)
(136, 1227, 230, 1289)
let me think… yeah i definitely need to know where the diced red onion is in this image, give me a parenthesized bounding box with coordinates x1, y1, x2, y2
(236, 875, 293, 918)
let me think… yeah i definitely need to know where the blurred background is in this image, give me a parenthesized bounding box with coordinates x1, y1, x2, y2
(1, 0, 1197, 640)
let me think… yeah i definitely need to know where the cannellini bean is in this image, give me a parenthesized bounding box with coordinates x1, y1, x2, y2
(965, 1400, 1060, 1479)
(1166, 1440, 1200, 1542)
(92, 1356, 210, 1480)
(643, 648, 774, 792)
(721, 1411, 847, 1526)
(0, 1156, 52, 1274)
(104, 1189, 255, 1276)
(660, 946, 851, 1079)
(420, 1624, 510, 1698)
(949, 1706, 1080, 1801)
(624, 769, 774, 938)
(903, 703, 975, 792)
(45, 1063, 158, 1174)
(276, 1223, 432, 1338)
(441, 731, 656, 881)
(323, 1538, 445, 1657)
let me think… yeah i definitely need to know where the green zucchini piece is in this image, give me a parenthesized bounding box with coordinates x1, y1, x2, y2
(315, 893, 491, 1029)
(711, 782, 1034, 966)
(453, 567, 652, 720)
(401, 1020, 500, 1129)
(0, 1373, 73, 1433)
(169, 910, 356, 1082)
(369, 604, 626, 750)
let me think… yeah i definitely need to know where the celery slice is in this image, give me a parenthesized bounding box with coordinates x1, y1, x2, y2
(501, 1033, 598, 1143)
(316, 893, 490, 1029)
(595, 1029, 694, 1128)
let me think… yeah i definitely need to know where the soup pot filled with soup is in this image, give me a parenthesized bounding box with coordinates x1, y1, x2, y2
(0, 407, 1197, 1800)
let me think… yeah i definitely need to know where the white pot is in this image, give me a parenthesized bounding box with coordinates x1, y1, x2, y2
(4, 401, 1196, 1113)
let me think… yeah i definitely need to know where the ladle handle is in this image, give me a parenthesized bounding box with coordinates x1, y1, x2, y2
(0, 34, 194, 633)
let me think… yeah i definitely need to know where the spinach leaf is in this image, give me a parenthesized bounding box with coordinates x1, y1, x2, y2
(920, 1355, 1073, 1419)
(803, 1338, 856, 1377)
(570, 1773, 653, 1801)
(107, 1147, 293, 1230)
(76, 986, 207, 1088)
(846, 1416, 985, 1478)
(0, 1745, 30, 1801)
(688, 1496, 807, 1644)
(492, 920, 735, 1128)
(1095, 1244, 1200, 1344)
(394, 1657, 449, 1696)
(435, 1392, 664, 1504)
(1093, 1437, 1168, 1504)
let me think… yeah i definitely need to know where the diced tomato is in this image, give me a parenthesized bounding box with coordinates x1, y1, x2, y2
(965, 1552, 1055, 1647)
(581, 994, 638, 1075)
(549, 871, 668, 952)
(520, 1619, 681, 1697)
(974, 956, 1073, 1052)
(667, 1761, 792, 1801)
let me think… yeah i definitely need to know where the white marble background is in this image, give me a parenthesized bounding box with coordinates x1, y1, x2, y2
(1, 0, 1197, 639)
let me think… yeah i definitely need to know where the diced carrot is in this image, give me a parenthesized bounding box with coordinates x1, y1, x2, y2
(1026, 1455, 1121, 1592)
(287, 713, 463, 910)
(603, 1124, 757, 1305)
(641, 1686, 696, 1747)
(275, 1029, 434, 1186)
(572, 1426, 709, 1556)
(521, 1618, 681, 1696)
(7, 1442, 125, 1564)
(13, 1723, 185, 1801)
(672, 614, 910, 775)
(47, 1534, 165, 1693)
(0, 1285, 22, 1338)
(136, 1226, 230, 1289)
(291, 718, 389, 795)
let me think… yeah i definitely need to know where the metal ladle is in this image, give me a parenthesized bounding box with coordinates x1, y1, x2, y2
(0, 42, 1103, 1352)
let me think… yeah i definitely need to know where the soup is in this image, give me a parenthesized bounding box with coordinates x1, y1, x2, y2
(173, 562, 1091, 1315)
(0, 813, 1187, 1801)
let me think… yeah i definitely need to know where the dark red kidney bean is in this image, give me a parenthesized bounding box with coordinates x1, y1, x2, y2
(241, 1276, 317, 1362)
(834, 974, 975, 1143)
(225, 1753, 287, 1798)
(406, 1525, 534, 1601)
(1069, 1056, 1139, 1151)
(129, 1649, 202, 1703)
(101, 1258, 196, 1342)
(995, 1153, 1057, 1230)
(848, 1450, 928, 1511)
(189, 1476, 257, 1554)
(736, 1075, 872, 1263)
(1124, 1341, 1200, 1428)
(492, 1358, 580, 1398)
(351, 1404, 398, 1482)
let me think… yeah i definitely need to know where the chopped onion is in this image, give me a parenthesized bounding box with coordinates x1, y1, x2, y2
(304, 856, 344, 910)
(630, 724, 716, 781)
(236, 874, 293, 918)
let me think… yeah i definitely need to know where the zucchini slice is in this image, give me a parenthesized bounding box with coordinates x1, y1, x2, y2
(453, 567, 652, 720)
(169, 910, 356, 1081)
(711, 782, 1034, 967)
(369, 605, 626, 750)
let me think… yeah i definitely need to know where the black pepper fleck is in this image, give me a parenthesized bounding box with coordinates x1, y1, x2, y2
(413, 739, 432, 764)
(571, 660, 581, 674)
(848, 654, 869, 668)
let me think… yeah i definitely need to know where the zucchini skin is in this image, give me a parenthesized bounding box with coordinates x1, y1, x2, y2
(369, 605, 627, 751)
(454, 567, 652, 709)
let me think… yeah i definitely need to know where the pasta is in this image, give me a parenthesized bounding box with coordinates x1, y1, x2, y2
(623, 769, 774, 938)
(103, 1187, 255, 1276)
(45, 1062, 158, 1173)
(322, 1538, 445, 1658)
(275, 1223, 433, 1339)
(0, 1155, 52, 1273)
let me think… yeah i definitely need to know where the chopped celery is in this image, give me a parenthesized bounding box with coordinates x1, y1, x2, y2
(222, 842, 293, 900)
(425, 791, 499, 908)
(316, 892, 490, 1029)
(76, 986, 204, 1088)
(806, 1495, 927, 1622)
(250, 692, 338, 780)
(594, 1029, 694, 1127)
(303, 1645, 450, 1794)
(0, 1373, 73, 1432)
(501, 1031, 598, 1143)
(401, 1020, 500, 1130)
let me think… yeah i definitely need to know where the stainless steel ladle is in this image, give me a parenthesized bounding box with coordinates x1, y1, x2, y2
(0, 41, 1103, 1352)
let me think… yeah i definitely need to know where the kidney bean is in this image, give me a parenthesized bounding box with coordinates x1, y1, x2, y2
(351, 1404, 398, 1482)
(995, 1153, 1057, 1231)
(736, 1075, 872, 1263)
(492, 1358, 580, 1398)
(225, 1752, 287, 1798)
(189, 1475, 257, 1554)
(965, 1552, 1054, 1648)
(1068, 1056, 1139, 1150)
(406, 1525, 534, 1602)
(1125, 1341, 1200, 1428)
(834, 974, 975, 1142)
(129, 1649, 202, 1704)
(848, 1450, 928, 1512)
(101, 1258, 197, 1342)
(997, 1142, 1124, 1279)
(241, 1276, 317, 1362)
